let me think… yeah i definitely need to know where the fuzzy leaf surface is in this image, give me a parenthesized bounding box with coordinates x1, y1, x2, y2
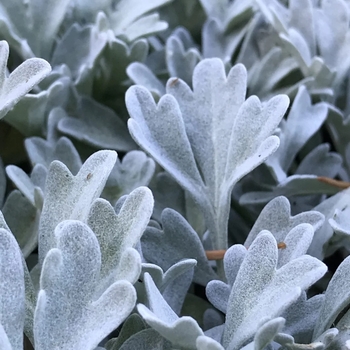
(38, 150, 117, 264)
(0, 41, 50, 120)
(0, 228, 25, 350)
(127, 58, 289, 250)
(87, 186, 153, 291)
(34, 220, 136, 350)
(222, 231, 327, 349)
(137, 272, 204, 349)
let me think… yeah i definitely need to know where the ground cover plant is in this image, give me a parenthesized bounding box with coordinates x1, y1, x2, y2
(1, 0, 350, 349)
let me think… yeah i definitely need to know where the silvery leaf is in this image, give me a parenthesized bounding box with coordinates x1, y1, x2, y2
(141, 259, 196, 315)
(0, 41, 50, 120)
(266, 86, 328, 182)
(25, 136, 82, 174)
(87, 186, 153, 290)
(244, 196, 324, 249)
(275, 328, 338, 350)
(206, 244, 246, 313)
(6, 164, 45, 207)
(151, 172, 207, 237)
(314, 0, 350, 86)
(94, 37, 148, 98)
(247, 47, 299, 97)
(202, 18, 249, 64)
(0, 0, 70, 59)
(2, 190, 40, 258)
(239, 175, 340, 206)
(102, 151, 155, 205)
(222, 231, 327, 349)
(137, 272, 204, 349)
(235, 318, 285, 350)
(0, 227, 25, 350)
(109, 0, 173, 41)
(58, 96, 135, 151)
(277, 223, 315, 268)
(71, 0, 112, 23)
(25, 115, 82, 175)
(4, 76, 70, 136)
(199, 0, 254, 31)
(51, 13, 113, 85)
(38, 150, 117, 264)
(280, 292, 324, 343)
(126, 58, 289, 251)
(313, 254, 350, 338)
(308, 188, 350, 260)
(0, 212, 36, 344)
(295, 143, 342, 178)
(127, 62, 166, 99)
(327, 106, 350, 177)
(0, 324, 11, 350)
(142, 208, 217, 286)
(165, 30, 201, 85)
(34, 220, 136, 350)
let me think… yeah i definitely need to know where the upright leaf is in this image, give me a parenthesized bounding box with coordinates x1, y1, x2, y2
(126, 58, 289, 250)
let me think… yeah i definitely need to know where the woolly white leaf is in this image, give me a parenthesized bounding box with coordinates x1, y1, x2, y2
(137, 272, 204, 349)
(38, 150, 117, 264)
(244, 196, 324, 248)
(142, 208, 217, 286)
(87, 186, 153, 289)
(4, 76, 68, 136)
(0, 0, 70, 59)
(2, 190, 40, 258)
(0, 228, 25, 350)
(58, 96, 135, 151)
(127, 62, 166, 99)
(222, 231, 327, 349)
(165, 32, 201, 85)
(110, 0, 172, 41)
(240, 175, 340, 205)
(34, 220, 136, 350)
(24, 107, 82, 174)
(142, 259, 196, 315)
(281, 292, 324, 343)
(51, 16, 113, 84)
(313, 255, 350, 338)
(234, 318, 285, 350)
(102, 151, 155, 205)
(266, 86, 328, 182)
(0, 41, 50, 119)
(206, 244, 246, 313)
(309, 188, 350, 260)
(127, 58, 289, 250)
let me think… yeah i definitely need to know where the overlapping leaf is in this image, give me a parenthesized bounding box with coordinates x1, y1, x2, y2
(34, 220, 136, 350)
(222, 231, 327, 349)
(0, 41, 51, 120)
(137, 272, 204, 349)
(0, 228, 25, 350)
(87, 186, 153, 293)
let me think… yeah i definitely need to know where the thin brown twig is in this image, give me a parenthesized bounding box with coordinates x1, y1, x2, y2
(205, 242, 287, 260)
(317, 176, 350, 189)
